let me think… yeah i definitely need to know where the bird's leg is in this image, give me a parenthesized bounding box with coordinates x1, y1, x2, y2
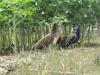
(68, 45, 72, 49)
(66, 43, 72, 50)
(71, 44, 75, 49)
(44, 46, 48, 51)
(68, 44, 74, 49)
(57, 45, 62, 50)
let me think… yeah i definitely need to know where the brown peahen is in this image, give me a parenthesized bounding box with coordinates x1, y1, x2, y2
(32, 22, 61, 50)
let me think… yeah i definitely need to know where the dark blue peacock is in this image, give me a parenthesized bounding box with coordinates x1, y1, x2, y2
(57, 25, 80, 49)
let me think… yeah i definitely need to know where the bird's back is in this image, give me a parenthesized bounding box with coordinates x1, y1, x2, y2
(32, 33, 53, 49)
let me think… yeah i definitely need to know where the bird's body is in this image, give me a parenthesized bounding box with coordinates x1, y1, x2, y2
(65, 34, 80, 47)
(32, 22, 61, 50)
(32, 33, 54, 49)
(57, 25, 80, 49)
(0, 43, 14, 55)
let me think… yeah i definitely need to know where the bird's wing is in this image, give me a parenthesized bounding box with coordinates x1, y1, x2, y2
(65, 34, 76, 45)
(32, 33, 53, 49)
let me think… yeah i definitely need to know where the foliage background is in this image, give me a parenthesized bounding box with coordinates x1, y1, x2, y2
(0, 0, 100, 53)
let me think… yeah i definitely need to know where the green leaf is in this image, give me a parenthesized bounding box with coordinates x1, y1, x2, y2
(0, 8, 5, 12)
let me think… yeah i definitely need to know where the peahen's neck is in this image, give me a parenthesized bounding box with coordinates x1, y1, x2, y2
(51, 23, 61, 44)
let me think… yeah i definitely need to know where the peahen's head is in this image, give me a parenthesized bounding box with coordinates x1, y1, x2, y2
(76, 25, 80, 37)
(51, 22, 61, 34)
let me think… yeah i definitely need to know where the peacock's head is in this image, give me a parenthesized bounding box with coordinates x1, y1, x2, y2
(76, 25, 80, 37)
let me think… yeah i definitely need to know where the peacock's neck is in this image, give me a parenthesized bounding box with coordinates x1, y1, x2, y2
(76, 33, 80, 38)
(76, 26, 80, 38)
(76, 30, 80, 37)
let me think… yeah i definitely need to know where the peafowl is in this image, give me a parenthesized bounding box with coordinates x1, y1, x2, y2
(32, 22, 61, 50)
(0, 43, 14, 55)
(57, 25, 80, 49)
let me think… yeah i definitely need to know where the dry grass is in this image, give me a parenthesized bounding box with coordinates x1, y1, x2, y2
(6, 35, 100, 75)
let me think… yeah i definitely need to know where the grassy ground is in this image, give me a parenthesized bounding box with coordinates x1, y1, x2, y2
(1, 35, 100, 75)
